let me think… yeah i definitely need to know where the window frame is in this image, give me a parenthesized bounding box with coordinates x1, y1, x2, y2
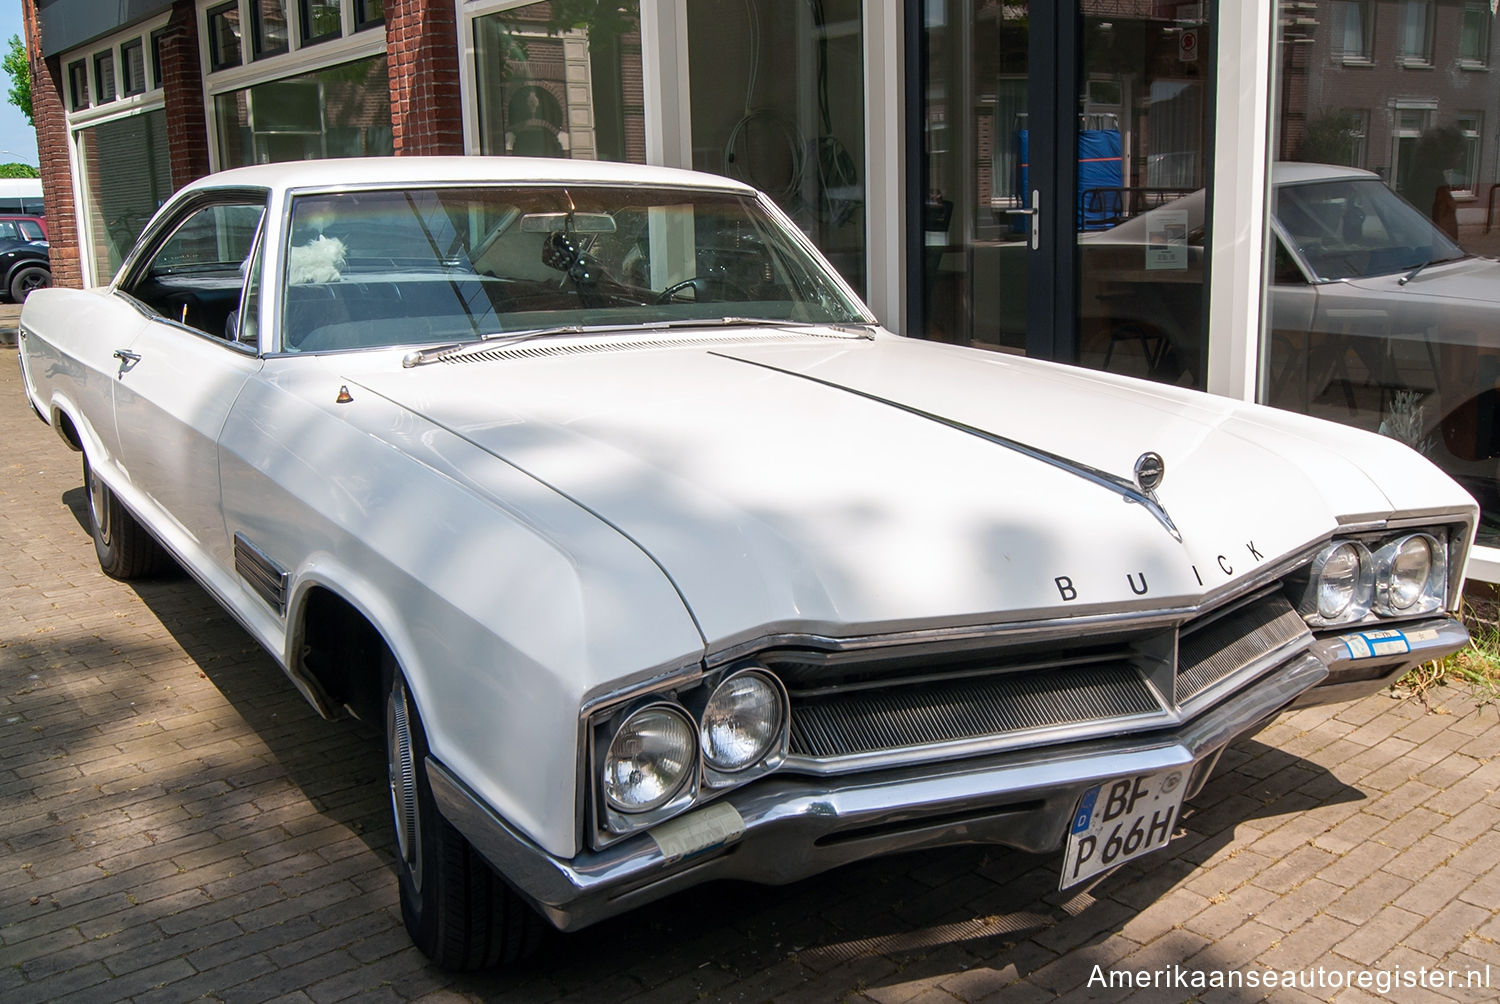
(61, 16, 175, 287)
(207, 1, 244, 70)
(116, 189, 270, 349)
(1454, 112, 1483, 198)
(67, 59, 89, 111)
(93, 50, 117, 104)
(1336, 0, 1374, 64)
(1396, 0, 1434, 67)
(251, 0, 292, 60)
(1459, 1, 1491, 69)
(121, 38, 147, 97)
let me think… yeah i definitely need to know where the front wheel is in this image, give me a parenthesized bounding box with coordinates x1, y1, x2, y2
(385, 660, 545, 970)
(84, 455, 169, 579)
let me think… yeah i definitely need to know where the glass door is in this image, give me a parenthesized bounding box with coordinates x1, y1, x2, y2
(1074, 5, 1212, 389)
(919, 0, 1040, 352)
(917, 1, 1214, 384)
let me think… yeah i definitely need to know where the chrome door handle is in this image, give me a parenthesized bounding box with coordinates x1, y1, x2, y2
(1003, 189, 1041, 250)
(113, 349, 141, 376)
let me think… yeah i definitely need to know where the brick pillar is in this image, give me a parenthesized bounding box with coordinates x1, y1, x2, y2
(160, 0, 211, 186)
(387, 0, 465, 155)
(24, 1, 81, 289)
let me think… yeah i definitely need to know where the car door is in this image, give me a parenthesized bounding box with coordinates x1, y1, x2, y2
(110, 192, 268, 571)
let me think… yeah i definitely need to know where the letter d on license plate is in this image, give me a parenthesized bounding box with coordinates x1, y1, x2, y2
(1060, 768, 1186, 889)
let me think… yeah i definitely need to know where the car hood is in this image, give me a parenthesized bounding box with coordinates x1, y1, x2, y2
(1344, 255, 1500, 302)
(347, 332, 1470, 650)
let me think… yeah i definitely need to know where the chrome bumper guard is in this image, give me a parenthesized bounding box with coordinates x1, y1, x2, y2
(428, 614, 1465, 932)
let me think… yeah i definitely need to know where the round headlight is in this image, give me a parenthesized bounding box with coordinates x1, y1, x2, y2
(1387, 536, 1433, 611)
(1316, 541, 1367, 620)
(700, 672, 783, 772)
(602, 705, 695, 813)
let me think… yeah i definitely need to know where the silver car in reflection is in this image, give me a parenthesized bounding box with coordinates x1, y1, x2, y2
(1085, 163, 1500, 529)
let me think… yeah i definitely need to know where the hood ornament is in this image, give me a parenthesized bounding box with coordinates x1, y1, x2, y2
(1133, 452, 1165, 493)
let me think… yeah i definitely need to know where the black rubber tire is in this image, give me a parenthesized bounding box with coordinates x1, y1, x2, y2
(385, 657, 546, 970)
(10, 264, 50, 302)
(84, 455, 170, 579)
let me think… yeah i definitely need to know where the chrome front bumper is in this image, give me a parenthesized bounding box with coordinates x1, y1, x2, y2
(428, 614, 1466, 932)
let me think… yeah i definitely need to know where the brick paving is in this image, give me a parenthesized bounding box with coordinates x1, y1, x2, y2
(2, 351, 1499, 1003)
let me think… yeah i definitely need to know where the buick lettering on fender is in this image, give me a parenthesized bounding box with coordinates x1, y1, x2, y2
(17, 158, 1476, 969)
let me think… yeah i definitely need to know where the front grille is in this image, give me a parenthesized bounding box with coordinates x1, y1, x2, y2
(1176, 592, 1310, 703)
(787, 662, 1162, 760)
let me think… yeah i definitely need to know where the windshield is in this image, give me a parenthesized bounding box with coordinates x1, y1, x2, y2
(1273, 177, 1464, 282)
(279, 184, 866, 352)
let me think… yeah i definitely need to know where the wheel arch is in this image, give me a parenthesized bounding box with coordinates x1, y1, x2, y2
(286, 569, 422, 727)
(51, 402, 83, 452)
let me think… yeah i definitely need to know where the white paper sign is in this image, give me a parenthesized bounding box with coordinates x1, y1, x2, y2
(1145, 209, 1189, 271)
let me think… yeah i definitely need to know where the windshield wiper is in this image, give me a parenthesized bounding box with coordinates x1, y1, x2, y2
(1399, 254, 1466, 285)
(401, 316, 875, 367)
(402, 325, 588, 367)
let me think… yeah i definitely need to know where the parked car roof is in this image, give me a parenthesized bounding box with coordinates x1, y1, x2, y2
(195, 156, 761, 195)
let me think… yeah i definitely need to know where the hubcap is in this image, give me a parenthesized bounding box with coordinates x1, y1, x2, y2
(87, 467, 112, 546)
(387, 679, 422, 890)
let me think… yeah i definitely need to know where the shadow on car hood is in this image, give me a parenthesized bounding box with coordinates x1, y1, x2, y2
(349, 333, 1463, 648)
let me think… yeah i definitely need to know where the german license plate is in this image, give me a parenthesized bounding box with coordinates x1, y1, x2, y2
(1060, 768, 1187, 889)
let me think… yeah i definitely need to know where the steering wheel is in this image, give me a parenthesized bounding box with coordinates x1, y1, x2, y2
(655, 276, 752, 304)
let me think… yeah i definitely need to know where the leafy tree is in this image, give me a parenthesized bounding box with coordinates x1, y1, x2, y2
(3, 34, 32, 126)
(0, 162, 38, 178)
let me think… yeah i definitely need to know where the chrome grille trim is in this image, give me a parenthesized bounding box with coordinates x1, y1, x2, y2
(1176, 593, 1311, 704)
(786, 663, 1164, 763)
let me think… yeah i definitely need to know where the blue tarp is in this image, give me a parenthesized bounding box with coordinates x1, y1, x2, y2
(1013, 128, 1124, 232)
(1077, 130, 1124, 230)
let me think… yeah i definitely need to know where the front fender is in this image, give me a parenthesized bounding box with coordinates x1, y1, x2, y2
(221, 363, 706, 858)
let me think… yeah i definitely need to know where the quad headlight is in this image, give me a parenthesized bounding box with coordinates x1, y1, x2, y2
(700, 670, 784, 773)
(602, 704, 696, 813)
(1372, 533, 1446, 616)
(1295, 532, 1450, 627)
(1298, 540, 1374, 626)
(596, 665, 790, 835)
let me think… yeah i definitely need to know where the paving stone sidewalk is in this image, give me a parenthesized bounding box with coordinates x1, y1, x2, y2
(2, 356, 1498, 1003)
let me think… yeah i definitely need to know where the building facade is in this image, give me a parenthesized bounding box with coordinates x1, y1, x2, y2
(20, 0, 1500, 579)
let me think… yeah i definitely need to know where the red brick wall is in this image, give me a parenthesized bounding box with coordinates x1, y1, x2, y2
(387, 0, 465, 155)
(25, 1, 81, 289)
(160, 1, 211, 188)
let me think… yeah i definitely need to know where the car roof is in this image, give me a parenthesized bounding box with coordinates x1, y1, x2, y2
(187, 156, 760, 196)
(1272, 161, 1378, 185)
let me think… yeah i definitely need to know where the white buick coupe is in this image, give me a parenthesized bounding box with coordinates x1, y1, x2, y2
(17, 158, 1477, 969)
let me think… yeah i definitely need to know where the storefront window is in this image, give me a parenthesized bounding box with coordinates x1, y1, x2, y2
(471, 0, 646, 163)
(1262, 0, 1500, 545)
(685, 0, 866, 295)
(214, 54, 393, 167)
(1075, 6, 1212, 389)
(77, 109, 173, 283)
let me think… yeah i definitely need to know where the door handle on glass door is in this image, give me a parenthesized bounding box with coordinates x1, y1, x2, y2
(1003, 189, 1041, 251)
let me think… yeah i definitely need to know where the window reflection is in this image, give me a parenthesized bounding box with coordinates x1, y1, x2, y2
(214, 55, 393, 167)
(1264, 0, 1500, 546)
(471, 0, 646, 164)
(1076, 7, 1211, 388)
(78, 109, 173, 283)
(686, 0, 866, 296)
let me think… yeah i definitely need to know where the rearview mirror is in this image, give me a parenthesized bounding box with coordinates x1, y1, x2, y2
(520, 212, 617, 234)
